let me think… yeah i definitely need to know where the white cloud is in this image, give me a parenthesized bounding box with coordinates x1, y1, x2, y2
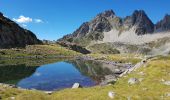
(13, 15, 32, 23)
(34, 19, 43, 23)
(22, 24, 27, 27)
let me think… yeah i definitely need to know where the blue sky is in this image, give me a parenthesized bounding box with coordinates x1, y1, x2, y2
(0, 0, 170, 40)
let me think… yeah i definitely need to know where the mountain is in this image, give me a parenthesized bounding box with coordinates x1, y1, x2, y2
(0, 12, 42, 48)
(155, 14, 170, 31)
(58, 10, 170, 55)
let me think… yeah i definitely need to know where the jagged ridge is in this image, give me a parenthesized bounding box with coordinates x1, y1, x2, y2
(59, 10, 170, 47)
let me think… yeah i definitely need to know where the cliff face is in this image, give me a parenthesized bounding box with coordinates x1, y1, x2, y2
(0, 12, 42, 48)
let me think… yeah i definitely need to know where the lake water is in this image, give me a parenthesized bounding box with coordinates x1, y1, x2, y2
(0, 59, 128, 91)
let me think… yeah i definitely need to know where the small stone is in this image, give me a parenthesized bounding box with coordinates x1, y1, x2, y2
(127, 96, 131, 100)
(72, 83, 82, 89)
(44, 91, 53, 95)
(138, 72, 145, 76)
(161, 79, 165, 82)
(10, 97, 15, 100)
(142, 88, 148, 91)
(163, 81, 170, 85)
(165, 93, 170, 97)
(139, 78, 144, 82)
(128, 78, 140, 85)
(108, 91, 115, 99)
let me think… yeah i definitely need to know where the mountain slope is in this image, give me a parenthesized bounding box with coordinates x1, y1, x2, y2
(58, 10, 170, 55)
(0, 12, 42, 48)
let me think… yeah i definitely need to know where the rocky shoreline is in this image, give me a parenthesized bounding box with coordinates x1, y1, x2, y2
(0, 55, 143, 92)
(76, 56, 135, 85)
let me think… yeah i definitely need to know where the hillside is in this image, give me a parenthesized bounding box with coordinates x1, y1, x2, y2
(0, 12, 42, 48)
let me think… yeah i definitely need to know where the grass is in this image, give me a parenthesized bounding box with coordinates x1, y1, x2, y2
(1, 55, 169, 100)
(87, 43, 120, 54)
(89, 53, 142, 64)
(0, 44, 81, 59)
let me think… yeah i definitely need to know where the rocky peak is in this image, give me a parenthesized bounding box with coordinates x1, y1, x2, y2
(97, 10, 115, 18)
(124, 10, 154, 35)
(73, 22, 90, 38)
(90, 16, 112, 32)
(155, 14, 170, 31)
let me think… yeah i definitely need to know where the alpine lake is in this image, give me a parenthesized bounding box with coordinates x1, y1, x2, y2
(0, 58, 131, 91)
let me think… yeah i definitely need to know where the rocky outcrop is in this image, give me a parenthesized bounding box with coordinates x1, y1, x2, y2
(0, 12, 42, 48)
(155, 14, 170, 31)
(57, 42, 91, 54)
(124, 10, 154, 35)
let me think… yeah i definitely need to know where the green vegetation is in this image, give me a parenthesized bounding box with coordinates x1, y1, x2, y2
(87, 43, 120, 54)
(89, 54, 142, 64)
(0, 55, 169, 100)
(0, 44, 80, 59)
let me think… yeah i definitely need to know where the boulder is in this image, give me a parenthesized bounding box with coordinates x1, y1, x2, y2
(72, 83, 82, 89)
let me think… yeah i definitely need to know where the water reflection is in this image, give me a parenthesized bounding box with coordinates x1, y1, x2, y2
(0, 58, 129, 91)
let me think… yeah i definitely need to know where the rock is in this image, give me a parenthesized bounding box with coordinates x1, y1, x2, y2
(100, 75, 117, 85)
(161, 79, 165, 82)
(138, 72, 145, 76)
(10, 97, 15, 100)
(44, 91, 53, 95)
(124, 10, 154, 35)
(108, 91, 115, 99)
(127, 96, 131, 100)
(72, 83, 82, 89)
(128, 78, 140, 85)
(142, 88, 148, 91)
(155, 14, 170, 31)
(163, 81, 170, 86)
(139, 78, 144, 82)
(165, 93, 170, 97)
(114, 69, 123, 74)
